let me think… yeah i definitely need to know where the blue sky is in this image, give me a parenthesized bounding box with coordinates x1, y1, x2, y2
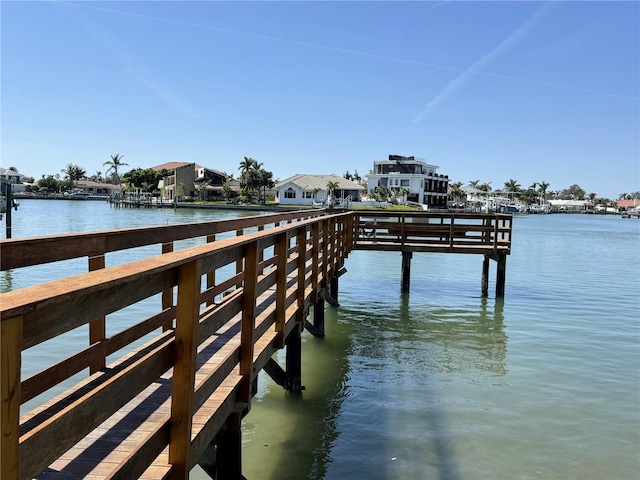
(2, 1, 638, 199)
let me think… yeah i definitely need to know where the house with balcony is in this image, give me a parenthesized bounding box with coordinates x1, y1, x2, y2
(366, 155, 449, 208)
(154, 162, 238, 201)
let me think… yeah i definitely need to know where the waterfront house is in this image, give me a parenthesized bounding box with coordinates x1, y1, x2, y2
(548, 199, 591, 212)
(366, 155, 449, 208)
(154, 162, 238, 201)
(275, 174, 364, 206)
(616, 199, 640, 212)
(0, 167, 28, 193)
(75, 180, 121, 197)
(154, 162, 199, 201)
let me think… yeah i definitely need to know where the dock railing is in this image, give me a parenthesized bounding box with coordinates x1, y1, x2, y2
(353, 211, 512, 254)
(0, 209, 511, 479)
(0, 210, 354, 479)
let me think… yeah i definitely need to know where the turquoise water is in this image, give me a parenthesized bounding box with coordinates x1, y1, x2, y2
(3, 200, 639, 479)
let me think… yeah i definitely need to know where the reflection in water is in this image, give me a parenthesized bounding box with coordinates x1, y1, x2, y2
(240, 306, 353, 479)
(0, 270, 13, 293)
(239, 293, 509, 480)
(347, 294, 507, 378)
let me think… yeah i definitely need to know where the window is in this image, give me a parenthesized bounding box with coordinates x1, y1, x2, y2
(284, 188, 296, 199)
(400, 179, 410, 187)
(304, 191, 313, 199)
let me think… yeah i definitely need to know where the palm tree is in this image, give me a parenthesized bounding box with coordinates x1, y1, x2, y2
(538, 181, 550, 204)
(238, 156, 258, 176)
(257, 168, 274, 203)
(504, 179, 521, 199)
(238, 157, 263, 202)
(504, 179, 521, 192)
(61, 163, 86, 189)
(197, 179, 212, 201)
(478, 182, 492, 192)
(103, 154, 128, 186)
(353, 170, 361, 185)
(326, 180, 340, 207)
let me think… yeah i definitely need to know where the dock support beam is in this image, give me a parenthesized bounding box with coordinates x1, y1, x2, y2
(401, 251, 412, 293)
(304, 298, 326, 337)
(496, 253, 507, 298)
(481, 255, 490, 297)
(313, 298, 325, 335)
(215, 411, 243, 479)
(329, 276, 339, 304)
(285, 327, 303, 392)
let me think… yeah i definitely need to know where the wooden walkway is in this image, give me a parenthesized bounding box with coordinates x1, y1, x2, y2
(1, 210, 511, 479)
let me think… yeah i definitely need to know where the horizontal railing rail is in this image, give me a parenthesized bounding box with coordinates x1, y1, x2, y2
(0, 211, 354, 480)
(0, 209, 326, 271)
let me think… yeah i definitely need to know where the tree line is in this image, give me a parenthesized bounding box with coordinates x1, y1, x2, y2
(23, 154, 276, 204)
(448, 178, 640, 206)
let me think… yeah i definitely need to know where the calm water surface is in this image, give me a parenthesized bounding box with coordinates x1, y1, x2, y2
(3, 200, 639, 479)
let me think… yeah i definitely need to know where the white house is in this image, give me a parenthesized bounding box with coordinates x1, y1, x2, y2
(366, 155, 449, 208)
(275, 174, 364, 206)
(0, 167, 28, 193)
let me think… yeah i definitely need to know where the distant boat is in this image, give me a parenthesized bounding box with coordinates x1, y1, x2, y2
(505, 204, 527, 214)
(65, 189, 90, 199)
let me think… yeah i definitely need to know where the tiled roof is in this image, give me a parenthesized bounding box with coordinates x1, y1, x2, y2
(275, 174, 364, 190)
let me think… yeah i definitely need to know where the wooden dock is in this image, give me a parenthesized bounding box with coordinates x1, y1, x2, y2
(1, 210, 511, 479)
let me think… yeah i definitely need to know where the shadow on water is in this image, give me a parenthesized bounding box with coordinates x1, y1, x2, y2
(238, 291, 508, 480)
(239, 305, 354, 479)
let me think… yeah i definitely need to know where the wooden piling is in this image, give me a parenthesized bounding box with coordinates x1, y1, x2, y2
(481, 255, 490, 297)
(313, 298, 325, 336)
(496, 252, 507, 298)
(215, 411, 243, 479)
(330, 276, 339, 303)
(401, 251, 412, 293)
(285, 327, 303, 392)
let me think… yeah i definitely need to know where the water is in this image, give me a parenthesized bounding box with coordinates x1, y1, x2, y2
(3, 200, 639, 479)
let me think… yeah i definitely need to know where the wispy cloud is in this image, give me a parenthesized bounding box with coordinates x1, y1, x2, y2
(65, 1, 638, 107)
(413, 2, 558, 122)
(55, 1, 199, 118)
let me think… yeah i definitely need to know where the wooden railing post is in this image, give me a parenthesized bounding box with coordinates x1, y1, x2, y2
(238, 241, 258, 403)
(162, 242, 175, 330)
(275, 232, 288, 349)
(206, 235, 215, 306)
(236, 229, 244, 289)
(1, 315, 22, 480)
(88, 254, 106, 373)
(322, 218, 329, 282)
(296, 228, 307, 323)
(311, 222, 320, 303)
(169, 259, 203, 479)
(257, 225, 265, 273)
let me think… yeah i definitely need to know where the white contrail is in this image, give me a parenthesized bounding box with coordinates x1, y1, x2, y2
(413, 2, 558, 122)
(61, 1, 638, 105)
(53, 1, 199, 118)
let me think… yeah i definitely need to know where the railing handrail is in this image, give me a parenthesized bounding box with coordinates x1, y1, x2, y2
(0, 209, 326, 271)
(353, 211, 512, 253)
